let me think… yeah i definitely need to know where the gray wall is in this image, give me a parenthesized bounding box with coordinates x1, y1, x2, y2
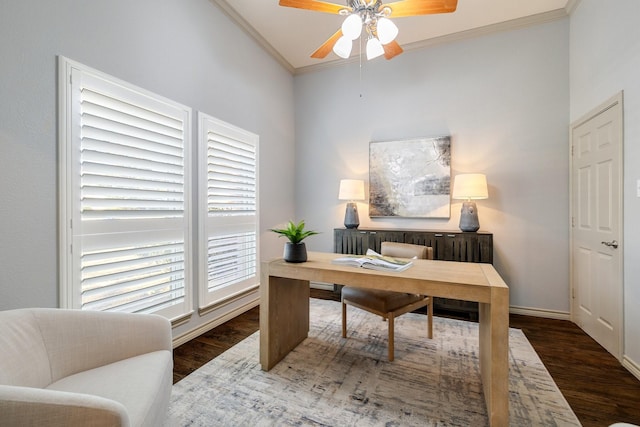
(2, 0, 636, 373)
(0, 0, 296, 333)
(294, 19, 570, 313)
(570, 0, 640, 372)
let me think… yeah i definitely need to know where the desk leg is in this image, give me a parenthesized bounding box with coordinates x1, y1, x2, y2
(479, 287, 509, 426)
(259, 275, 310, 371)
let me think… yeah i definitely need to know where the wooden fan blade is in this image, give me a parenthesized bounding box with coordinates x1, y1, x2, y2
(279, 0, 345, 14)
(382, 0, 458, 18)
(383, 41, 404, 60)
(311, 29, 343, 58)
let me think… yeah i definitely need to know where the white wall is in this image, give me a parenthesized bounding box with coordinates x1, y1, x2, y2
(0, 0, 296, 335)
(569, 0, 640, 372)
(294, 19, 570, 314)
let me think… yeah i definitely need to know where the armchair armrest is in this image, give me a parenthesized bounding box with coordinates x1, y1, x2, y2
(32, 309, 172, 382)
(0, 385, 130, 427)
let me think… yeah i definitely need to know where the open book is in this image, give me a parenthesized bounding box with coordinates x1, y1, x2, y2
(331, 250, 413, 272)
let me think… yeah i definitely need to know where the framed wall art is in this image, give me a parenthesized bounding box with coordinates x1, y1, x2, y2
(369, 136, 451, 218)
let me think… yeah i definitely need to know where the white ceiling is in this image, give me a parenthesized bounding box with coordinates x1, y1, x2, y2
(213, 0, 572, 73)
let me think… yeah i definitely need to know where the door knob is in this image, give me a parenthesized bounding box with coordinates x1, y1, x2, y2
(601, 240, 619, 249)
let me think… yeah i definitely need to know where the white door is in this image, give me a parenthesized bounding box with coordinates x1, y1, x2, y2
(571, 92, 623, 359)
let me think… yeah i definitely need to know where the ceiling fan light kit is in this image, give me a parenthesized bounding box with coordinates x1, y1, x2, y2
(279, 0, 458, 61)
(333, 1, 398, 60)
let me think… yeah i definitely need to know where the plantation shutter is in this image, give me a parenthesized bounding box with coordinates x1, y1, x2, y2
(59, 57, 192, 320)
(79, 87, 185, 220)
(198, 113, 259, 308)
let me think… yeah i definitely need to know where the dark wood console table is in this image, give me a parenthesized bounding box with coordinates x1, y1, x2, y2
(333, 228, 493, 319)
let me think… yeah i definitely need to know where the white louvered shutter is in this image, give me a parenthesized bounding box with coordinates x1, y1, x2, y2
(60, 57, 192, 320)
(198, 113, 259, 308)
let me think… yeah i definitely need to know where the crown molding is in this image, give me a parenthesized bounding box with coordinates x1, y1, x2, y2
(294, 8, 569, 75)
(565, 0, 582, 15)
(209, 0, 295, 74)
(400, 8, 569, 56)
(209, 1, 569, 76)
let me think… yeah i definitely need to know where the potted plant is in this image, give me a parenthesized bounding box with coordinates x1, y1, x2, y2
(270, 220, 319, 263)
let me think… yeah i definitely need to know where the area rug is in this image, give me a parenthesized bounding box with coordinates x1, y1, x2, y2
(167, 298, 580, 426)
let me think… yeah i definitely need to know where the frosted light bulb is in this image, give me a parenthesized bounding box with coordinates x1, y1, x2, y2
(341, 14, 362, 40)
(366, 37, 384, 60)
(333, 36, 353, 58)
(376, 17, 398, 45)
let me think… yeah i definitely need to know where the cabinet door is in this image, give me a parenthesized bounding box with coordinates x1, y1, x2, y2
(442, 233, 470, 262)
(442, 232, 494, 263)
(334, 229, 370, 255)
(477, 234, 493, 263)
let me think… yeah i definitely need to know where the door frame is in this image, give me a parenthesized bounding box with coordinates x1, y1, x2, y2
(569, 91, 624, 360)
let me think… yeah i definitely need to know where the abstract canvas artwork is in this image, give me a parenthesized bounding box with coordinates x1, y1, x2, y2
(369, 136, 451, 218)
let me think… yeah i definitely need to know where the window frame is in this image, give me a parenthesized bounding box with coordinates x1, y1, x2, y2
(197, 112, 260, 310)
(58, 56, 193, 320)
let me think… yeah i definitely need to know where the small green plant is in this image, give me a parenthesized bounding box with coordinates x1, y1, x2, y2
(270, 220, 319, 244)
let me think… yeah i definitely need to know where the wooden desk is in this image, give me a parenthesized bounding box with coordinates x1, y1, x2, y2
(260, 251, 509, 426)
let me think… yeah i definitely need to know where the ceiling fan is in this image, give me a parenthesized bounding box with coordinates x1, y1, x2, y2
(278, 0, 458, 61)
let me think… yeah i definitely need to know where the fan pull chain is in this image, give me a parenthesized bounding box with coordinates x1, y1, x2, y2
(359, 34, 364, 99)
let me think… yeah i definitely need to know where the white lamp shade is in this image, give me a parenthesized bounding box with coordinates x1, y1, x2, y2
(366, 37, 384, 60)
(338, 179, 365, 201)
(341, 14, 362, 40)
(333, 36, 352, 59)
(452, 174, 489, 200)
(376, 17, 398, 45)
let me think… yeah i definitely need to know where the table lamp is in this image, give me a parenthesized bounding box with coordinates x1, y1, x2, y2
(338, 179, 365, 229)
(452, 174, 488, 232)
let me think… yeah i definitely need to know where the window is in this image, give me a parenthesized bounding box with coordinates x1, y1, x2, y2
(198, 113, 259, 309)
(59, 57, 193, 320)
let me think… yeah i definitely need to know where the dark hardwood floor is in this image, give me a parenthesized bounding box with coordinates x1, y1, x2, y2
(173, 290, 640, 427)
(508, 313, 640, 426)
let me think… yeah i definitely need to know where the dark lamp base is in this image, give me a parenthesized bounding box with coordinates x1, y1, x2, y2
(344, 202, 360, 229)
(459, 201, 480, 232)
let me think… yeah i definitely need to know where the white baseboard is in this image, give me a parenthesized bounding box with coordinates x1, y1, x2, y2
(173, 283, 332, 348)
(509, 305, 571, 320)
(623, 355, 640, 382)
(172, 297, 259, 348)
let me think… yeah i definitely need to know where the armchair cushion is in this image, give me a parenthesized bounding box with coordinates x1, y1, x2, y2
(47, 351, 173, 427)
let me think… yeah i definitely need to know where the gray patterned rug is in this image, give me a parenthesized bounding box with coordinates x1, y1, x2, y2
(167, 298, 580, 426)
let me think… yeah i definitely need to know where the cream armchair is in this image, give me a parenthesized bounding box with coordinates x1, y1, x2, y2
(0, 308, 173, 427)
